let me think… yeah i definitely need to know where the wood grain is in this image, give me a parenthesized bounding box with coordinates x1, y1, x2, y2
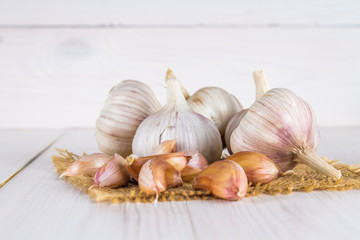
(0, 129, 63, 185)
(0, 28, 359, 128)
(0, 0, 359, 26)
(0, 128, 359, 240)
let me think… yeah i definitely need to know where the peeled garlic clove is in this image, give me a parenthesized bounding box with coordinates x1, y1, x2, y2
(181, 149, 208, 182)
(60, 153, 110, 178)
(187, 87, 243, 138)
(132, 70, 223, 163)
(230, 71, 341, 179)
(95, 80, 161, 157)
(125, 152, 188, 181)
(138, 158, 183, 195)
(193, 160, 248, 200)
(227, 151, 282, 184)
(92, 153, 129, 188)
(152, 139, 177, 154)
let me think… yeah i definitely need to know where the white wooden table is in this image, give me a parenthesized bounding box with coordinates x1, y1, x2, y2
(1, 128, 359, 240)
(1, 1, 360, 239)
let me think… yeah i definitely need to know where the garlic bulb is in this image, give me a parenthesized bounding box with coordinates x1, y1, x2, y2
(230, 72, 341, 179)
(224, 110, 248, 154)
(187, 87, 243, 138)
(132, 73, 223, 163)
(166, 69, 243, 138)
(225, 70, 269, 153)
(95, 80, 161, 156)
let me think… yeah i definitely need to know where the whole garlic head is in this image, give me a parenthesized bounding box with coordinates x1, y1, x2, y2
(132, 73, 223, 163)
(95, 80, 161, 156)
(166, 69, 243, 139)
(187, 87, 243, 137)
(225, 70, 269, 153)
(230, 82, 341, 179)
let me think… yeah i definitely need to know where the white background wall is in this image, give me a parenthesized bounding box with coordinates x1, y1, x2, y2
(0, 0, 359, 128)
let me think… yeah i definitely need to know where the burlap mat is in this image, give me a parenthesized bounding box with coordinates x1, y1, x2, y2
(52, 149, 360, 203)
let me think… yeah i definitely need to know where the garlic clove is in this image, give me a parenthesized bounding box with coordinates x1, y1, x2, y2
(193, 160, 248, 200)
(92, 153, 130, 189)
(181, 149, 208, 182)
(124, 154, 149, 181)
(60, 153, 110, 178)
(138, 158, 183, 195)
(226, 151, 282, 184)
(125, 152, 188, 181)
(96, 80, 161, 157)
(132, 70, 223, 163)
(230, 71, 341, 179)
(152, 139, 177, 154)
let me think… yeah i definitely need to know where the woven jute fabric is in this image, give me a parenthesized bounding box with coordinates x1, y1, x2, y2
(52, 149, 360, 203)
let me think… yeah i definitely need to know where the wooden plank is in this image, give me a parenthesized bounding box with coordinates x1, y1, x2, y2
(0, 129, 195, 240)
(0, 28, 359, 128)
(0, 128, 359, 240)
(0, 129, 63, 186)
(0, 0, 359, 26)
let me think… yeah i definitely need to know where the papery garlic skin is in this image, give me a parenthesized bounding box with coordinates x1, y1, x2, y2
(132, 76, 222, 163)
(125, 152, 188, 181)
(60, 153, 110, 178)
(193, 160, 248, 200)
(138, 158, 183, 195)
(230, 88, 340, 179)
(181, 150, 208, 182)
(187, 87, 243, 138)
(224, 109, 248, 154)
(152, 139, 177, 155)
(225, 70, 269, 153)
(96, 80, 161, 156)
(93, 153, 129, 188)
(227, 151, 281, 184)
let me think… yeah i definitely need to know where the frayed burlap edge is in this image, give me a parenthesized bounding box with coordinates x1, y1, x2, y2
(52, 149, 360, 204)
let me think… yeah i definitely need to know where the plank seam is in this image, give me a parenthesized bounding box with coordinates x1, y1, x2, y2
(0, 130, 66, 188)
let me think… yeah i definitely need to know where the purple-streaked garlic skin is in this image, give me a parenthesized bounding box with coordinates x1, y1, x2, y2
(132, 78, 223, 164)
(93, 153, 129, 188)
(95, 80, 161, 157)
(187, 87, 243, 138)
(181, 150, 209, 182)
(138, 158, 183, 195)
(60, 153, 110, 178)
(230, 88, 320, 172)
(224, 109, 248, 154)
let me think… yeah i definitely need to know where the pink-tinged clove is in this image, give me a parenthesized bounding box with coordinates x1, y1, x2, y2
(193, 160, 248, 200)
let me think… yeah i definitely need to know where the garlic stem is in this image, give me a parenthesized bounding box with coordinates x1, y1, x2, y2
(166, 78, 190, 110)
(295, 148, 341, 179)
(253, 70, 270, 100)
(166, 68, 190, 100)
